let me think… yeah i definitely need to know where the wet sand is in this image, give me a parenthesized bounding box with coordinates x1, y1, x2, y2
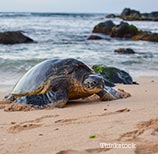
(0, 76, 158, 154)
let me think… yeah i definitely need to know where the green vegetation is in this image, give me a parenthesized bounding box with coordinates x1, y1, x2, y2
(89, 135, 96, 139)
(92, 65, 105, 74)
(129, 24, 139, 34)
(92, 65, 118, 82)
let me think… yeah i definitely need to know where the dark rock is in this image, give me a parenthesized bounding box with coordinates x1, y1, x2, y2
(106, 8, 158, 21)
(121, 8, 141, 18)
(150, 12, 158, 17)
(92, 64, 136, 85)
(89, 21, 139, 39)
(0, 31, 34, 45)
(121, 8, 131, 16)
(141, 12, 158, 21)
(111, 22, 139, 38)
(132, 31, 158, 42)
(92, 20, 115, 35)
(114, 48, 135, 54)
(87, 35, 103, 40)
(106, 14, 116, 18)
(87, 33, 111, 40)
(89, 21, 158, 42)
(134, 9, 157, 21)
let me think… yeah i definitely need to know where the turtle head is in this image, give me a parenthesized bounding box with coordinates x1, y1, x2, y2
(83, 74, 104, 93)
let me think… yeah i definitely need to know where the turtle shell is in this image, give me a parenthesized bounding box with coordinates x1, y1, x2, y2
(12, 58, 92, 95)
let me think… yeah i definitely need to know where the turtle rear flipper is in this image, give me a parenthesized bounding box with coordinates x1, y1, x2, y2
(5, 94, 15, 101)
(14, 89, 68, 108)
(97, 87, 116, 101)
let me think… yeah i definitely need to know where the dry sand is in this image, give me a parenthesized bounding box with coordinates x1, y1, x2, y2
(0, 76, 158, 154)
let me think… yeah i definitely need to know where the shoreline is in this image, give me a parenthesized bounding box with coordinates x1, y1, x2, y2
(0, 76, 158, 154)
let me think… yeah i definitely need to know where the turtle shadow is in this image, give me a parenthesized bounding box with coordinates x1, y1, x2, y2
(66, 99, 100, 108)
(66, 94, 101, 108)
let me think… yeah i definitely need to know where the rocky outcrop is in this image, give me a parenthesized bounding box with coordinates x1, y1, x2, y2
(106, 14, 116, 18)
(121, 8, 141, 19)
(88, 20, 139, 39)
(114, 48, 135, 54)
(92, 64, 137, 84)
(132, 31, 158, 42)
(88, 20, 158, 42)
(92, 20, 115, 35)
(106, 8, 158, 21)
(0, 31, 34, 45)
(111, 22, 139, 38)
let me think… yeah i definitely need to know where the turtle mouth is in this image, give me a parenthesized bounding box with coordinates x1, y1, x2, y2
(93, 82, 104, 90)
(84, 82, 104, 92)
(98, 84, 104, 89)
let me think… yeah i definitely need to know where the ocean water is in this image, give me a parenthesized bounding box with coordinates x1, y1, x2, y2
(0, 12, 158, 88)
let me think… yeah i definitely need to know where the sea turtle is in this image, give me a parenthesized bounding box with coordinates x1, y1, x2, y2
(5, 58, 130, 108)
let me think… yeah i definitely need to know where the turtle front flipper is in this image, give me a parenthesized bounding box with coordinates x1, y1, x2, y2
(14, 89, 68, 108)
(97, 87, 131, 101)
(97, 87, 116, 101)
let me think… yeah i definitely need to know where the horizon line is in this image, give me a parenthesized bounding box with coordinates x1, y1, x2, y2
(0, 10, 120, 14)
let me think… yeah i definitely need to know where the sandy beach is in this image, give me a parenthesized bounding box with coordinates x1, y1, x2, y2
(0, 76, 158, 154)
